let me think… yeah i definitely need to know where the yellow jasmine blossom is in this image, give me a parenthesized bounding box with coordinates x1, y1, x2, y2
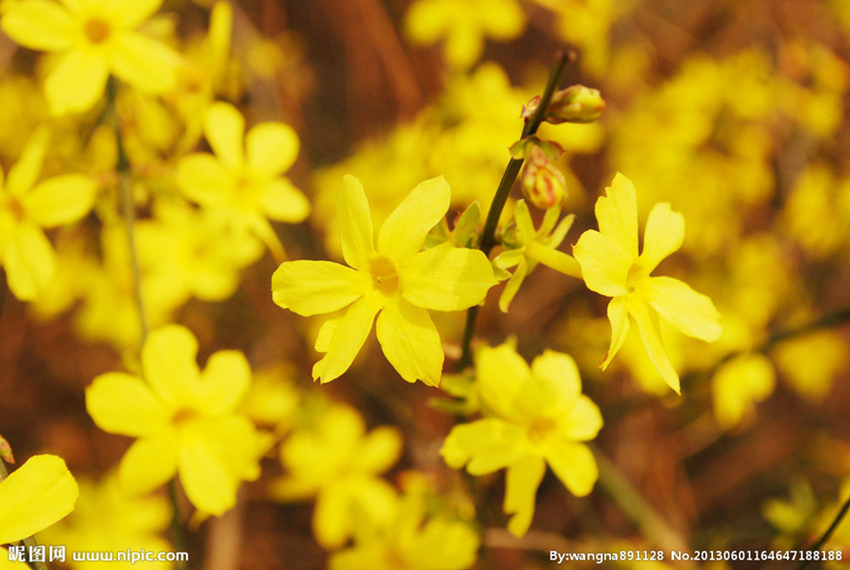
(329, 474, 479, 570)
(269, 403, 402, 549)
(38, 472, 172, 570)
(572, 173, 722, 394)
(0, 129, 98, 301)
(0, 0, 180, 115)
(441, 343, 602, 536)
(85, 324, 267, 516)
(272, 175, 497, 386)
(404, 0, 526, 69)
(0, 454, 78, 546)
(712, 354, 775, 430)
(494, 199, 578, 312)
(177, 101, 309, 260)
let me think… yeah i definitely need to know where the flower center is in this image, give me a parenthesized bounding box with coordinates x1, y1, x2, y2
(527, 416, 557, 444)
(626, 264, 649, 294)
(84, 18, 112, 44)
(3, 196, 25, 222)
(367, 255, 399, 296)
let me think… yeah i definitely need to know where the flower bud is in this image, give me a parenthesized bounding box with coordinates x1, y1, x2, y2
(520, 144, 567, 209)
(521, 85, 606, 124)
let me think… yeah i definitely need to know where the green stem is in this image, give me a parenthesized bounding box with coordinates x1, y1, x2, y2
(793, 493, 850, 570)
(591, 444, 689, 553)
(106, 76, 148, 343)
(458, 48, 576, 368)
(106, 77, 187, 566)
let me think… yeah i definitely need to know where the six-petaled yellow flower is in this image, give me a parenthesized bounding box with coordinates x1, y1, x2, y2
(272, 175, 497, 386)
(85, 324, 267, 516)
(1, 0, 180, 115)
(572, 173, 722, 394)
(441, 343, 602, 536)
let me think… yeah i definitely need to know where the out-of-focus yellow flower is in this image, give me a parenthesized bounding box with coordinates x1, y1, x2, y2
(0, 454, 78, 546)
(0, 129, 97, 301)
(269, 402, 402, 549)
(177, 101, 309, 260)
(493, 200, 577, 312)
(85, 325, 267, 516)
(272, 175, 496, 386)
(404, 0, 526, 69)
(38, 472, 172, 570)
(442, 343, 602, 536)
(328, 473, 479, 570)
(573, 173, 722, 394)
(711, 354, 775, 429)
(0, 0, 180, 115)
(772, 331, 849, 403)
(137, 199, 264, 308)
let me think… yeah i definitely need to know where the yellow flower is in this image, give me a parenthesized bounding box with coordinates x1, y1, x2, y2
(0, 0, 180, 115)
(38, 472, 172, 570)
(404, 0, 526, 69)
(572, 173, 722, 394)
(0, 128, 97, 301)
(712, 354, 775, 429)
(494, 199, 578, 312)
(85, 325, 267, 516)
(441, 343, 602, 536)
(272, 175, 497, 386)
(177, 101, 309, 260)
(328, 473, 479, 570)
(269, 403, 402, 549)
(0, 454, 78, 545)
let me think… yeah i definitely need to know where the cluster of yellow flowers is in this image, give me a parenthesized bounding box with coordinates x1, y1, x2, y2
(3, 0, 850, 568)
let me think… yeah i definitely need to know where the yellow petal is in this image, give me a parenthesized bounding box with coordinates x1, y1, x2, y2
(272, 260, 364, 315)
(375, 298, 443, 386)
(0, 455, 78, 544)
(600, 296, 629, 370)
(6, 128, 49, 197)
(104, 0, 163, 28)
(142, 324, 201, 406)
(22, 175, 97, 227)
(313, 297, 380, 383)
(118, 434, 179, 495)
(572, 229, 629, 297)
(338, 175, 375, 269)
(44, 49, 109, 115)
(205, 102, 245, 169)
(176, 153, 232, 206)
(595, 172, 638, 262)
(109, 31, 179, 94)
(246, 122, 299, 176)
(0, 0, 75, 52)
(355, 426, 403, 474)
(259, 178, 310, 223)
(644, 276, 722, 341)
(440, 418, 525, 473)
(544, 441, 597, 496)
(198, 350, 251, 414)
(530, 350, 581, 402)
(85, 371, 170, 436)
(4, 222, 56, 301)
(639, 202, 685, 273)
(313, 483, 351, 548)
(560, 395, 604, 441)
(513, 200, 535, 243)
(475, 343, 528, 417)
(498, 257, 527, 312)
(398, 243, 496, 311)
(377, 176, 451, 262)
(631, 300, 680, 394)
(504, 455, 546, 537)
(178, 439, 236, 516)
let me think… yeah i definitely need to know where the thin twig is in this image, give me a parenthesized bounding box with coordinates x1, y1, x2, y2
(793, 494, 850, 570)
(458, 48, 577, 368)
